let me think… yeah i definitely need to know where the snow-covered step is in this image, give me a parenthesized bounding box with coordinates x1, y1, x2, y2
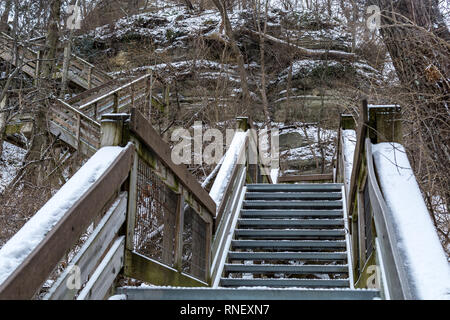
(227, 251, 347, 261)
(240, 209, 343, 218)
(234, 229, 345, 239)
(219, 278, 350, 288)
(238, 218, 344, 228)
(245, 192, 342, 200)
(224, 264, 349, 274)
(231, 240, 347, 250)
(246, 184, 343, 192)
(243, 200, 343, 210)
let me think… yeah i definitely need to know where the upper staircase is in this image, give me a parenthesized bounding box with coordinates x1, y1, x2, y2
(2, 30, 159, 157)
(0, 32, 113, 90)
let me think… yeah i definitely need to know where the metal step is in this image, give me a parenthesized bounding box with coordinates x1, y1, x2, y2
(231, 240, 347, 249)
(246, 192, 342, 201)
(219, 278, 350, 288)
(243, 200, 343, 210)
(235, 229, 345, 239)
(238, 218, 344, 228)
(227, 251, 348, 261)
(117, 287, 381, 300)
(247, 184, 343, 193)
(241, 210, 343, 219)
(224, 264, 349, 274)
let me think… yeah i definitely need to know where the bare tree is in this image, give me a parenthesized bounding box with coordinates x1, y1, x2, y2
(368, 0, 450, 250)
(211, 0, 252, 116)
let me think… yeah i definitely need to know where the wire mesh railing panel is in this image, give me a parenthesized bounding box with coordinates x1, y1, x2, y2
(134, 157, 177, 267)
(364, 182, 374, 258)
(182, 207, 208, 281)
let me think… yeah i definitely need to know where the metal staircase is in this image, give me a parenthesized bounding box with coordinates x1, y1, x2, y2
(220, 183, 351, 289)
(117, 183, 381, 300)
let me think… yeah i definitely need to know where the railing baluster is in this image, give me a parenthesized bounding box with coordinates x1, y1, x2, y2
(113, 92, 119, 113)
(87, 66, 93, 89)
(76, 113, 81, 151)
(174, 194, 185, 271)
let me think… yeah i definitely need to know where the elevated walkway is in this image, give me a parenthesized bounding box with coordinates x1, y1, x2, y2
(0, 98, 448, 300)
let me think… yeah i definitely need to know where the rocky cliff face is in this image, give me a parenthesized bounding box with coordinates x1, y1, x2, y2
(74, 3, 385, 175)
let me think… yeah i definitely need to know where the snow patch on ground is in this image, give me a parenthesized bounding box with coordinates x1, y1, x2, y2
(0, 142, 26, 193)
(372, 143, 450, 300)
(0, 146, 125, 286)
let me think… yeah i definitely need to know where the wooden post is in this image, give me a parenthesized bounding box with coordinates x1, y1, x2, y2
(34, 50, 42, 86)
(100, 113, 129, 147)
(161, 84, 170, 139)
(100, 113, 137, 252)
(340, 114, 356, 130)
(368, 105, 402, 144)
(348, 100, 369, 220)
(75, 113, 81, 151)
(130, 84, 135, 108)
(87, 67, 93, 89)
(204, 220, 213, 284)
(126, 152, 138, 251)
(94, 102, 98, 121)
(174, 194, 185, 271)
(357, 190, 367, 268)
(61, 42, 71, 97)
(145, 73, 152, 119)
(113, 92, 119, 113)
(236, 117, 249, 131)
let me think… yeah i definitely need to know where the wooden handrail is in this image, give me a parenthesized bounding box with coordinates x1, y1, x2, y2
(0, 32, 112, 90)
(347, 100, 368, 220)
(79, 74, 151, 111)
(56, 99, 101, 127)
(0, 144, 134, 299)
(336, 101, 418, 299)
(365, 138, 416, 299)
(213, 132, 248, 228)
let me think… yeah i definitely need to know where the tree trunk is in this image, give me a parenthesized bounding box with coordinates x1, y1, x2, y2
(0, 0, 12, 32)
(253, 0, 271, 127)
(368, 0, 450, 233)
(0, 95, 8, 157)
(211, 0, 252, 117)
(25, 0, 61, 187)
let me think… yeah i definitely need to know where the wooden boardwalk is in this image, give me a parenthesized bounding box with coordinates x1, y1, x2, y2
(1, 33, 159, 157)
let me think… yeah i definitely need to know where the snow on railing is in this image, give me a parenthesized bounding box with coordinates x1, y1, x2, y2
(209, 131, 247, 208)
(371, 142, 450, 300)
(0, 144, 134, 299)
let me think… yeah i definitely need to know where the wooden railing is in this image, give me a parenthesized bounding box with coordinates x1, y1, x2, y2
(67, 53, 113, 90)
(78, 74, 155, 121)
(6, 73, 161, 157)
(0, 144, 134, 299)
(119, 110, 216, 285)
(0, 32, 113, 90)
(50, 99, 101, 157)
(0, 32, 39, 78)
(0, 106, 278, 299)
(0, 108, 219, 299)
(337, 100, 418, 299)
(209, 117, 274, 286)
